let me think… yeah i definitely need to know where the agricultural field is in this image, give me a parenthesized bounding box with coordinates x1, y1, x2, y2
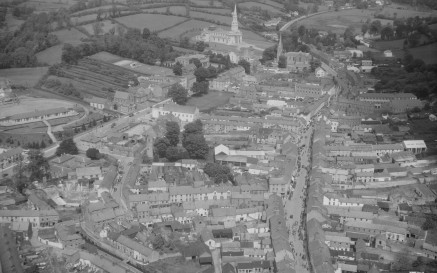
(239, 1, 283, 13)
(409, 43, 437, 64)
(0, 97, 76, 119)
(82, 20, 123, 35)
(142, 6, 187, 16)
(2, 11, 24, 32)
(187, 91, 233, 112)
(71, 13, 98, 24)
(190, 0, 224, 7)
(17, 0, 73, 13)
(298, 2, 330, 12)
(190, 11, 231, 25)
(36, 44, 63, 65)
(115, 13, 186, 32)
(43, 57, 143, 98)
(0, 67, 48, 87)
(71, 4, 125, 16)
(295, 9, 392, 34)
(376, 5, 437, 19)
(0, 127, 51, 148)
(89, 51, 125, 63)
(52, 28, 88, 44)
(259, 0, 283, 9)
(194, 7, 231, 15)
(158, 19, 212, 38)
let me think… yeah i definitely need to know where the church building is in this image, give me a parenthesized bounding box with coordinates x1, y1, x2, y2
(194, 5, 243, 46)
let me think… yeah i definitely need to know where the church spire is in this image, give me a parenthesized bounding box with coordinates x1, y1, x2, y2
(277, 32, 283, 61)
(231, 4, 239, 32)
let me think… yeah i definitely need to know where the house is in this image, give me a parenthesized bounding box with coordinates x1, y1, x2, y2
(182, 241, 212, 265)
(0, 107, 78, 126)
(0, 147, 24, 170)
(70, 167, 102, 180)
(151, 103, 199, 127)
(236, 261, 272, 273)
(397, 203, 412, 218)
(88, 97, 106, 110)
(175, 54, 209, 68)
(315, 67, 326, 78)
(0, 210, 59, 228)
(423, 229, 437, 260)
(284, 51, 310, 72)
(402, 140, 427, 154)
(107, 233, 159, 263)
(268, 176, 289, 199)
(383, 50, 393, 57)
(113, 91, 135, 114)
(264, 17, 281, 27)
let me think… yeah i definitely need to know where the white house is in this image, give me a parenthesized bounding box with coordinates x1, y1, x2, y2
(383, 50, 393, 57)
(315, 67, 326, 78)
(151, 103, 199, 127)
(89, 97, 106, 110)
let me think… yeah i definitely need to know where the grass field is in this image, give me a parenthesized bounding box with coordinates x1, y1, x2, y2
(0, 67, 48, 87)
(409, 43, 437, 64)
(115, 14, 186, 32)
(261, 0, 284, 9)
(0, 97, 76, 118)
(187, 91, 233, 112)
(18, 0, 72, 12)
(71, 13, 98, 24)
(373, 39, 405, 51)
(89, 51, 125, 63)
(2, 11, 24, 32)
(295, 9, 392, 34)
(194, 8, 231, 15)
(190, 11, 231, 25)
(158, 19, 212, 38)
(36, 44, 63, 65)
(52, 28, 87, 44)
(82, 20, 123, 35)
(190, 0, 223, 7)
(71, 4, 125, 16)
(239, 1, 283, 13)
(143, 6, 187, 16)
(376, 5, 437, 19)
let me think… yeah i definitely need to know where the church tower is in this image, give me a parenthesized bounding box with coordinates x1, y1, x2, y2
(231, 4, 239, 32)
(276, 32, 283, 61)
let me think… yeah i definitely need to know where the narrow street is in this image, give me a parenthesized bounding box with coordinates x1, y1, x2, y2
(284, 125, 313, 273)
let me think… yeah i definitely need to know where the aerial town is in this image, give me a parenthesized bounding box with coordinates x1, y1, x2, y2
(0, 0, 436, 273)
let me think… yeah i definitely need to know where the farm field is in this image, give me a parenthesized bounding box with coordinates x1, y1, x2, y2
(409, 43, 437, 64)
(239, 1, 283, 13)
(376, 5, 437, 18)
(52, 28, 87, 44)
(43, 57, 143, 98)
(372, 39, 405, 51)
(158, 19, 212, 38)
(0, 67, 48, 87)
(89, 51, 126, 63)
(142, 6, 187, 15)
(187, 91, 233, 112)
(260, 0, 284, 9)
(36, 44, 63, 65)
(115, 13, 186, 32)
(82, 20, 123, 35)
(0, 97, 76, 119)
(295, 9, 392, 34)
(0, 130, 51, 148)
(193, 8, 231, 15)
(2, 12, 24, 32)
(71, 14, 98, 24)
(190, 0, 223, 7)
(17, 0, 72, 12)
(190, 11, 231, 25)
(299, 2, 330, 12)
(71, 4, 125, 16)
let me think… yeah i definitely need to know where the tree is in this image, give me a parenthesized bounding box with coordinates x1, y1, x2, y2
(182, 133, 209, 159)
(183, 119, 203, 136)
(310, 58, 321, 72)
(192, 81, 209, 96)
(86, 148, 101, 160)
(238, 59, 250, 74)
(195, 41, 206, 52)
(142, 28, 151, 39)
(369, 20, 382, 35)
(151, 234, 165, 250)
(190, 58, 202, 68)
(55, 138, 79, 156)
(142, 153, 152, 164)
(298, 25, 306, 37)
(165, 146, 180, 162)
(194, 67, 210, 82)
(261, 45, 277, 63)
(278, 55, 287, 68)
(381, 25, 394, 40)
(27, 149, 49, 182)
(165, 121, 180, 146)
(173, 61, 183, 76)
(40, 140, 46, 148)
(154, 137, 170, 158)
(203, 162, 233, 184)
(168, 83, 188, 105)
(92, 21, 103, 36)
(422, 218, 435, 230)
(344, 26, 355, 40)
(361, 23, 369, 34)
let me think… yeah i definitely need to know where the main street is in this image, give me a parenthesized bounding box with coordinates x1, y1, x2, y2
(284, 122, 314, 273)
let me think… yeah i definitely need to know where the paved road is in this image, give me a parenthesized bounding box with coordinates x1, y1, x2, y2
(284, 124, 314, 273)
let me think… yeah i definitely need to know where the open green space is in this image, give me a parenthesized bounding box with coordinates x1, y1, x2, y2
(115, 13, 187, 32)
(143, 6, 187, 16)
(158, 19, 212, 38)
(17, 0, 73, 12)
(190, 11, 231, 25)
(409, 43, 437, 64)
(0, 67, 48, 87)
(0, 97, 76, 119)
(194, 8, 231, 15)
(187, 91, 233, 112)
(82, 20, 124, 35)
(190, 0, 223, 7)
(239, 1, 283, 13)
(52, 28, 88, 44)
(36, 44, 63, 65)
(295, 9, 392, 34)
